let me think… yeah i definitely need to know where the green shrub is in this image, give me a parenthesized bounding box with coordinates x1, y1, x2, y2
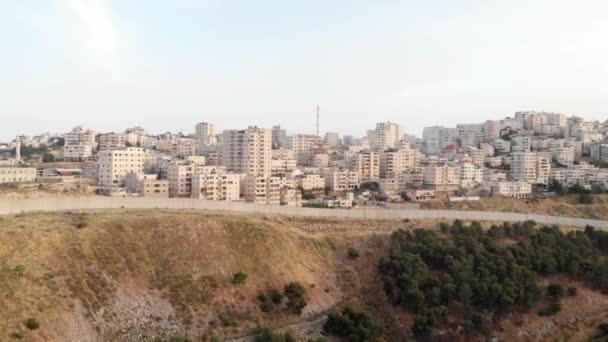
(253, 326, 295, 342)
(268, 288, 283, 304)
(232, 271, 248, 285)
(538, 303, 561, 316)
(24, 318, 39, 330)
(218, 313, 237, 327)
(323, 306, 382, 341)
(546, 283, 564, 301)
(347, 247, 360, 259)
(284, 281, 307, 314)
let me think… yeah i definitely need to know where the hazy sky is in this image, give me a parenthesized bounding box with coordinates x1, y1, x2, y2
(2, 0, 608, 141)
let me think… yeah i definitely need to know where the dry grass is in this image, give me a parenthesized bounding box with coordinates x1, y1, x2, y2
(421, 194, 608, 220)
(0, 210, 606, 341)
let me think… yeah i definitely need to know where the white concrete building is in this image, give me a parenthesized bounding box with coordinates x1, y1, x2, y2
(98, 147, 153, 191)
(490, 181, 532, 198)
(348, 152, 379, 183)
(324, 169, 359, 192)
(63, 126, 96, 161)
(192, 173, 240, 201)
(223, 127, 272, 177)
(0, 167, 36, 183)
(368, 122, 404, 151)
(511, 152, 551, 185)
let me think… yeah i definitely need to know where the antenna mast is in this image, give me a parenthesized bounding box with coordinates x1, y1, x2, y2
(316, 106, 320, 137)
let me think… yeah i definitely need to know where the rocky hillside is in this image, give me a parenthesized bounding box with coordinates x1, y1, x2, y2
(1, 210, 607, 341)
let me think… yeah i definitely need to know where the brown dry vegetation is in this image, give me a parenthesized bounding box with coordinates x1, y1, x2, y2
(0, 210, 607, 341)
(421, 194, 608, 220)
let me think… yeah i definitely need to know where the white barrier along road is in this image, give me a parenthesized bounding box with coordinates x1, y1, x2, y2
(1, 196, 607, 229)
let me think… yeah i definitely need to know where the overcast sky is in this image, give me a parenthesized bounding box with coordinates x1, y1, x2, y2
(2, 0, 608, 141)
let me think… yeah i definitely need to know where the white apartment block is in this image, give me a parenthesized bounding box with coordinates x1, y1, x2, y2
(295, 174, 325, 190)
(459, 163, 484, 188)
(192, 173, 240, 201)
(242, 175, 300, 205)
(223, 127, 272, 177)
(97, 147, 152, 190)
(379, 148, 416, 178)
(282, 134, 323, 154)
(423, 126, 459, 155)
(271, 125, 287, 149)
(457, 124, 484, 148)
(98, 133, 127, 151)
(0, 167, 36, 183)
(63, 126, 96, 160)
(422, 165, 460, 186)
(324, 132, 340, 147)
(483, 120, 501, 141)
(367, 122, 404, 151)
(272, 149, 294, 160)
(271, 159, 297, 175)
(348, 152, 379, 183)
(512, 136, 532, 152)
(511, 152, 551, 185)
(490, 181, 532, 198)
(195, 122, 216, 146)
(125, 172, 168, 197)
(167, 160, 219, 197)
(324, 169, 359, 192)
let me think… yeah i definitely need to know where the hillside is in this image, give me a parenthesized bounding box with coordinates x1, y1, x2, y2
(1, 210, 607, 341)
(421, 194, 608, 220)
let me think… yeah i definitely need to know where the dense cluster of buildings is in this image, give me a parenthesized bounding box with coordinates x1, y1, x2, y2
(2, 110, 608, 206)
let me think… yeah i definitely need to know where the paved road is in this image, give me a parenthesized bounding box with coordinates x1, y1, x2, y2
(1, 196, 607, 229)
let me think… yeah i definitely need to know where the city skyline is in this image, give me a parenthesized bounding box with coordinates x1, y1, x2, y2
(3, 1, 608, 140)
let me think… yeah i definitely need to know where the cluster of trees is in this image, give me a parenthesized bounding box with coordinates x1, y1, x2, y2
(323, 306, 382, 341)
(256, 282, 308, 315)
(547, 179, 606, 197)
(257, 288, 284, 312)
(378, 220, 608, 339)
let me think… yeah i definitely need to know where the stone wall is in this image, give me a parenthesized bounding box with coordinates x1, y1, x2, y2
(0, 196, 607, 229)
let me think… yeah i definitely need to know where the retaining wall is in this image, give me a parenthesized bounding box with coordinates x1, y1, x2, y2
(0, 196, 607, 229)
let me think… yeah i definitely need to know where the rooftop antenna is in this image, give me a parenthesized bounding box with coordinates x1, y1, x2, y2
(316, 106, 320, 137)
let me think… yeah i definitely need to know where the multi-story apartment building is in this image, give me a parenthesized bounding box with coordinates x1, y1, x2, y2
(423, 126, 459, 155)
(324, 169, 359, 192)
(459, 162, 484, 188)
(457, 124, 484, 148)
(422, 165, 460, 186)
(0, 167, 37, 183)
(242, 175, 300, 205)
(282, 134, 323, 156)
(348, 152, 379, 183)
(63, 126, 96, 161)
(512, 136, 532, 152)
(367, 122, 404, 151)
(223, 127, 272, 177)
(490, 181, 532, 198)
(323, 132, 340, 148)
(195, 122, 216, 146)
(124, 172, 169, 197)
(483, 120, 501, 141)
(511, 152, 551, 185)
(97, 147, 152, 191)
(271, 159, 297, 176)
(379, 148, 416, 178)
(295, 173, 325, 190)
(167, 159, 216, 197)
(98, 133, 127, 151)
(271, 125, 287, 149)
(192, 173, 240, 201)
